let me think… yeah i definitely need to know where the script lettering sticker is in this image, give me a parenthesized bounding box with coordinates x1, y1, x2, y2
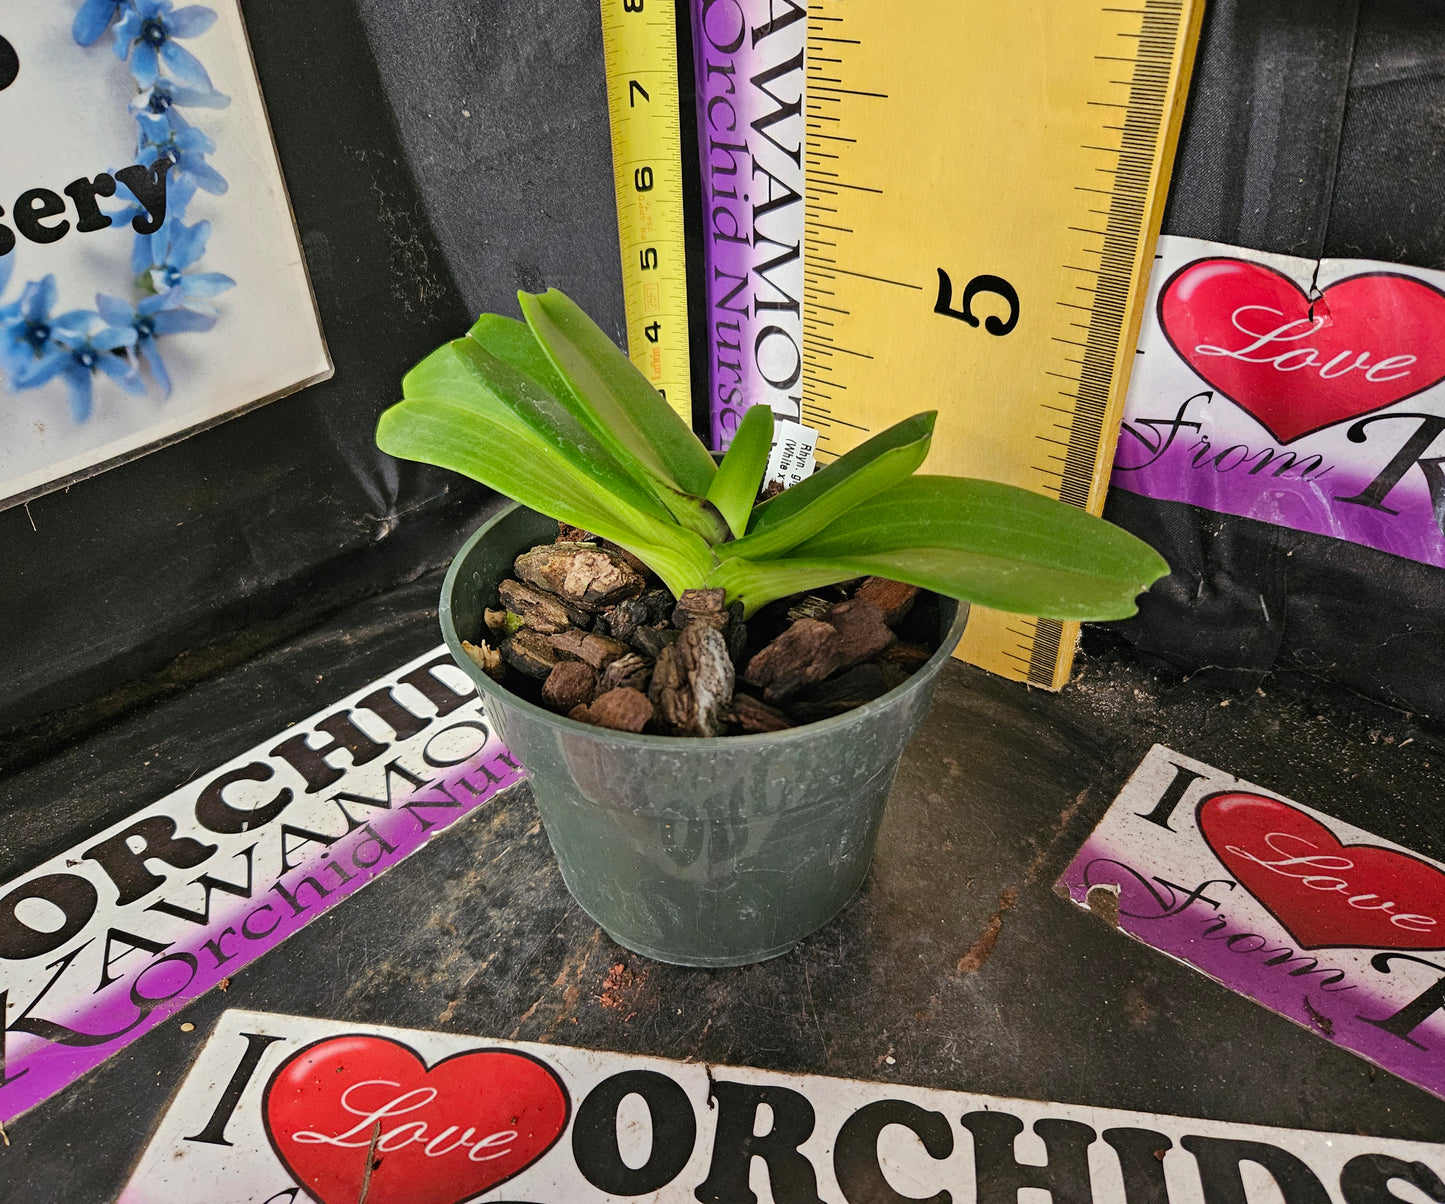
(120, 1008, 1445, 1203)
(1110, 235, 1445, 568)
(0, 647, 520, 1124)
(690, 0, 806, 449)
(1059, 745, 1445, 1099)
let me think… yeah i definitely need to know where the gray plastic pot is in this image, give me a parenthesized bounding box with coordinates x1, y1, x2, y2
(440, 502, 968, 967)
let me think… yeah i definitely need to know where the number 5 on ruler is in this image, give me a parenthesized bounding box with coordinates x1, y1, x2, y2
(802, 0, 1203, 688)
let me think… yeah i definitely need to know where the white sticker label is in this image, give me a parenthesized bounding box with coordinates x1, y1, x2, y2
(764, 418, 819, 489)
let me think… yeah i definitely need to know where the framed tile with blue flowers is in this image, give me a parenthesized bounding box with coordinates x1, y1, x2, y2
(0, 0, 331, 510)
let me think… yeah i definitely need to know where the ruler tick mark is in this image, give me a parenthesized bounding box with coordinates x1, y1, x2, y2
(814, 180, 884, 194)
(821, 265, 921, 290)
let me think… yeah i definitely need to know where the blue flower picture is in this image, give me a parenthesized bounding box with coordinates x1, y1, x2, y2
(0, 2, 331, 509)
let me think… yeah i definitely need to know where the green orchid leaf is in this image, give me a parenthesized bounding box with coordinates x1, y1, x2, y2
(519, 290, 727, 542)
(712, 549, 1154, 621)
(711, 475, 1168, 618)
(463, 314, 720, 536)
(795, 475, 1168, 577)
(707, 404, 775, 538)
(721, 412, 935, 561)
(466, 313, 573, 403)
(378, 396, 713, 596)
(404, 337, 672, 525)
(385, 339, 716, 593)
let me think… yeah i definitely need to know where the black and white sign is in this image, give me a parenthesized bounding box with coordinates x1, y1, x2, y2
(120, 1008, 1445, 1202)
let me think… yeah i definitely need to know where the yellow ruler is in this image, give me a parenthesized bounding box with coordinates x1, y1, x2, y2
(600, 0, 693, 424)
(803, 0, 1204, 688)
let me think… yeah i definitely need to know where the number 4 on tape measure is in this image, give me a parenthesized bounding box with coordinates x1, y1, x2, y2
(803, 0, 1204, 688)
(601, 0, 694, 425)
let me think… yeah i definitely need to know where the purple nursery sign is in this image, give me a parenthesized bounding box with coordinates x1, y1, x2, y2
(0, 648, 520, 1124)
(690, 0, 806, 449)
(1060, 745, 1445, 1100)
(1111, 236, 1445, 568)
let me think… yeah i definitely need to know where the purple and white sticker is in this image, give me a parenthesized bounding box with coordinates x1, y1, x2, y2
(1110, 236, 1445, 568)
(0, 647, 519, 1124)
(1060, 744, 1445, 1100)
(691, 0, 806, 450)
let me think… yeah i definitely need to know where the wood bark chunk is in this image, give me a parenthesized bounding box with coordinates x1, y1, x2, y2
(500, 629, 560, 679)
(603, 589, 673, 641)
(542, 661, 597, 712)
(672, 587, 727, 630)
(630, 624, 680, 659)
(572, 687, 653, 733)
(601, 599, 644, 642)
(599, 540, 653, 580)
(639, 589, 675, 622)
(649, 621, 734, 737)
(823, 599, 896, 670)
(880, 641, 933, 671)
(549, 629, 631, 669)
(744, 618, 843, 703)
(878, 661, 912, 692)
(730, 693, 794, 733)
(498, 578, 589, 633)
(724, 600, 748, 664)
(672, 589, 745, 661)
(514, 544, 645, 610)
(598, 652, 652, 695)
(558, 523, 596, 543)
(790, 663, 892, 721)
(855, 577, 919, 625)
(648, 645, 686, 728)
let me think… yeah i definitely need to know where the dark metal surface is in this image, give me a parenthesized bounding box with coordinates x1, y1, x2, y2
(0, 581, 1441, 1200)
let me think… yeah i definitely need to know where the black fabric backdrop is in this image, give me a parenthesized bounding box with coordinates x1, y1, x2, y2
(1, 0, 1442, 767)
(1103, 0, 1445, 719)
(0, 0, 623, 770)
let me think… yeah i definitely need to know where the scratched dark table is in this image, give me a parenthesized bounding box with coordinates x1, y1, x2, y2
(1, 572, 1442, 1200)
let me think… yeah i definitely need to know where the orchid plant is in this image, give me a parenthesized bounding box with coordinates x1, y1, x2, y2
(377, 290, 1168, 619)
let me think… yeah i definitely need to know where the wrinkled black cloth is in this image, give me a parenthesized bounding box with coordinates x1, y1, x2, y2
(1103, 0, 1445, 720)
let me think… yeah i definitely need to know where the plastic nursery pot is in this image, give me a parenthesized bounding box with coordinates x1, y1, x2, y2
(440, 502, 968, 968)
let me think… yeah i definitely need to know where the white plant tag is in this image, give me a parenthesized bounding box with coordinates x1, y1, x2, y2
(764, 418, 819, 490)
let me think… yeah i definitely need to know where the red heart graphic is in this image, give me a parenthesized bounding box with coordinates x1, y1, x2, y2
(264, 1036, 569, 1204)
(1198, 792, 1445, 951)
(1158, 258, 1445, 443)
